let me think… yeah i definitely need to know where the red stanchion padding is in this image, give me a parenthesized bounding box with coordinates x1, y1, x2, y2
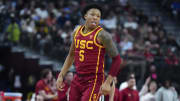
(4, 92, 22, 101)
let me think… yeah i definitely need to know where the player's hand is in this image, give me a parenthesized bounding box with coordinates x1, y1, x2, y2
(100, 81, 111, 95)
(56, 76, 65, 91)
(100, 75, 114, 95)
(110, 80, 115, 94)
(109, 80, 115, 101)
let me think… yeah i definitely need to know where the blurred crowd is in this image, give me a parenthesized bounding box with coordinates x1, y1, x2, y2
(0, 0, 179, 63)
(156, 0, 180, 21)
(0, 0, 180, 100)
(34, 69, 180, 101)
(34, 69, 73, 101)
(103, 72, 180, 101)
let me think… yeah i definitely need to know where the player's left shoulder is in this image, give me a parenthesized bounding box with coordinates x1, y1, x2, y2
(98, 29, 110, 36)
(97, 29, 112, 41)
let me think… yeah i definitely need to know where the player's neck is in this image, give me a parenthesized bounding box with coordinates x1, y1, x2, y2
(83, 24, 95, 34)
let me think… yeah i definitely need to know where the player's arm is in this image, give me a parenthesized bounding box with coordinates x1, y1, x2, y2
(57, 26, 77, 90)
(98, 29, 122, 84)
(58, 39, 75, 78)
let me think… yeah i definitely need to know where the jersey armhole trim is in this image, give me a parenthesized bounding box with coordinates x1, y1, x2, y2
(74, 26, 81, 40)
(94, 28, 104, 48)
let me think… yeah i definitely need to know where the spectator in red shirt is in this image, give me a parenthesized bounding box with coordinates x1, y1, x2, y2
(58, 71, 74, 101)
(144, 42, 154, 63)
(119, 72, 139, 101)
(165, 48, 179, 65)
(108, 72, 139, 101)
(35, 68, 57, 101)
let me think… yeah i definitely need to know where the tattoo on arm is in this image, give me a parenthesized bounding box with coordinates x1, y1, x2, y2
(98, 30, 118, 57)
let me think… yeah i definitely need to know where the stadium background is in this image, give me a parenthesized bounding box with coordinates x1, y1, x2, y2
(0, 0, 180, 100)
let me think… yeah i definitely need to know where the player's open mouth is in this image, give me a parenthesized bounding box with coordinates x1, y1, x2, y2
(91, 22, 96, 26)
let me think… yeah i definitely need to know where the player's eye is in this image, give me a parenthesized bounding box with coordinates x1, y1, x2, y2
(91, 13, 95, 16)
(91, 13, 100, 18)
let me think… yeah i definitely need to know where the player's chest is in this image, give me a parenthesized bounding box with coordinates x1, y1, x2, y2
(74, 35, 95, 50)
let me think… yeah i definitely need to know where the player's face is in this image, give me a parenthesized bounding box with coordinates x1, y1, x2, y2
(84, 8, 101, 29)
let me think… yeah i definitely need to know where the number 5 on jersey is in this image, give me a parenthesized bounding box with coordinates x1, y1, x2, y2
(79, 50, 84, 62)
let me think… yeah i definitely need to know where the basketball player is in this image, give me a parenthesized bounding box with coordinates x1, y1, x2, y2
(56, 4, 122, 101)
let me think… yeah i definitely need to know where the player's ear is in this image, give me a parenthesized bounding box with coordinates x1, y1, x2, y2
(84, 14, 87, 20)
